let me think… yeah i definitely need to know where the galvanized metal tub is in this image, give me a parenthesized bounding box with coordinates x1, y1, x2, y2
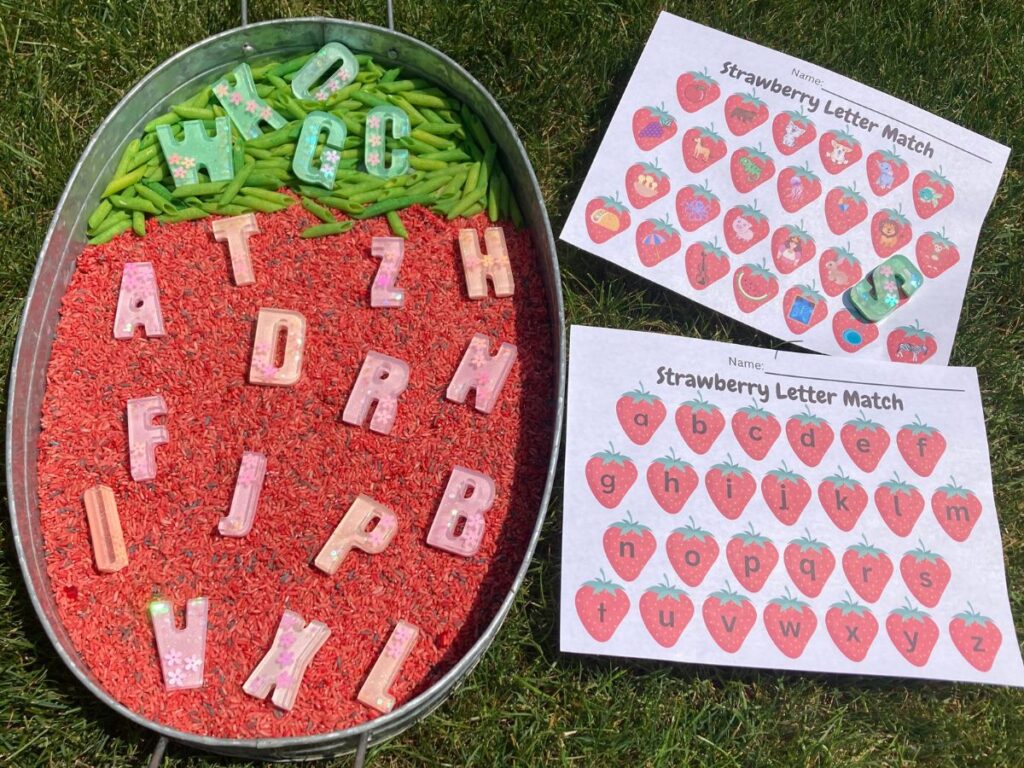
(6, 17, 565, 761)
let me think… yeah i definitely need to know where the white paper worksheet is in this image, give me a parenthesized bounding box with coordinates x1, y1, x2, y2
(560, 13, 1010, 365)
(560, 325, 1023, 685)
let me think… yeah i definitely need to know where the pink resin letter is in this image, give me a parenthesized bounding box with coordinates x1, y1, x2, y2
(243, 610, 330, 711)
(342, 351, 410, 434)
(357, 620, 419, 714)
(113, 262, 166, 339)
(458, 227, 514, 299)
(211, 213, 260, 286)
(426, 466, 495, 557)
(249, 308, 306, 386)
(83, 485, 128, 572)
(150, 597, 208, 691)
(219, 451, 267, 537)
(370, 236, 406, 308)
(314, 494, 398, 574)
(446, 334, 517, 414)
(127, 395, 168, 482)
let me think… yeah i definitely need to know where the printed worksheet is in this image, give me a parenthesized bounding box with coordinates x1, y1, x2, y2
(560, 13, 1010, 365)
(560, 325, 1023, 685)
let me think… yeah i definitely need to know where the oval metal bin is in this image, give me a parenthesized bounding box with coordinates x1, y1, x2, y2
(6, 17, 565, 761)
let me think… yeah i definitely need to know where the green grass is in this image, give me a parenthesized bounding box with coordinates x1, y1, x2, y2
(2, 1, 1024, 765)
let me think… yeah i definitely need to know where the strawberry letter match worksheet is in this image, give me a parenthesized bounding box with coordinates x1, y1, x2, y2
(560, 326, 1023, 685)
(560, 13, 1010, 365)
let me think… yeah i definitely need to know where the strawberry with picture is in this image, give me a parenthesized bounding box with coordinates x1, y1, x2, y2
(818, 245, 862, 297)
(764, 588, 817, 658)
(732, 401, 780, 460)
(824, 184, 868, 235)
(777, 163, 821, 213)
(640, 576, 694, 647)
(632, 104, 677, 151)
(684, 239, 730, 290)
(782, 283, 828, 335)
(705, 455, 756, 519)
(915, 229, 960, 278)
(585, 443, 637, 508)
(730, 145, 775, 193)
(832, 309, 879, 353)
(785, 407, 834, 467)
(818, 467, 867, 531)
(875, 473, 924, 537)
(585, 194, 630, 244)
(682, 124, 727, 173)
(887, 321, 937, 365)
(761, 462, 811, 526)
(771, 222, 816, 275)
(843, 536, 893, 603)
(840, 411, 889, 472)
(724, 91, 768, 136)
(912, 169, 954, 218)
(723, 201, 769, 254)
(819, 129, 862, 174)
(576, 570, 630, 642)
(870, 207, 912, 258)
(616, 383, 665, 444)
(703, 582, 757, 653)
(900, 540, 950, 608)
(932, 478, 983, 542)
(625, 160, 670, 209)
(675, 181, 720, 231)
(676, 69, 720, 113)
(886, 599, 939, 666)
(635, 215, 682, 267)
(732, 261, 778, 313)
(674, 392, 725, 454)
(667, 519, 719, 587)
(784, 531, 835, 598)
(772, 110, 816, 155)
(603, 511, 656, 581)
(726, 524, 778, 592)
(866, 148, 909, 196)
(646, 448, 698, 514)
(826, 593, 878, 662)
(949, 605, 1002, 672)
(896, 415, 946, 477)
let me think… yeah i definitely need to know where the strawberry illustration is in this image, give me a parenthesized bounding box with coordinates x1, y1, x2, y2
(702, 582, 757, 653)
(819, 129, 862, 174)
(899, 540, 950, 608)
(723, 202, 769, 254)
(784, 530, 835, 598)
(887, 321, 937, 365)
(842, 536, 893, 603)
(585, 443, 637, 508)
(732, 261, 778, 313)
(585, 194, 631, 244)
(625, 160, 670, 209)
(724, 91, 768, 136)
(646, 448, 698, 514)
(616, 383, 665, 444)
(726, 524, 778, 592)
(705, 455, 756, 520)
(840, 411, 889, 472)
(764, 587, 817, 658)
(826, 593, 878, 662)
(824, 184, 867, 235)
(782, 282, 828, 334)
(886, 599, 939, 666)
(770, 222, 816, 275)
(896, 415, 946, 477)
(761, 462, 811, 526)
(866, 148, 909, 197)
(818, 244, 862, 297)
(832, 309, 879, 353)
(870, 207, 912, 259)
(635, 215, 681, 267)
(675, 181, 720, 232)
(676, 69, 720, 113)
(932, 478, 982, 542)
(682, 124, 727, 173)
(666, 518, 719, 587)
(732, 402, 780, 460)
(785, 407, 834, 467)
(912, 169, 954, 218)
(684, 239, 730, 290)
(603, 511, 656, 581)
(875, 473, 924, 537)
(772, 110, 816, 155)
(915, 229, 959, 278)
(632, 104, 677, 151)
(949, 604, 1002, 672)
(777, 163, 821, 213)
(674, 392, 725, 454)
(818, 467, 867, 531)
(730, 145, 775, 194)
(575, 570, 630, 642)
(640, 576, 694, 647)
